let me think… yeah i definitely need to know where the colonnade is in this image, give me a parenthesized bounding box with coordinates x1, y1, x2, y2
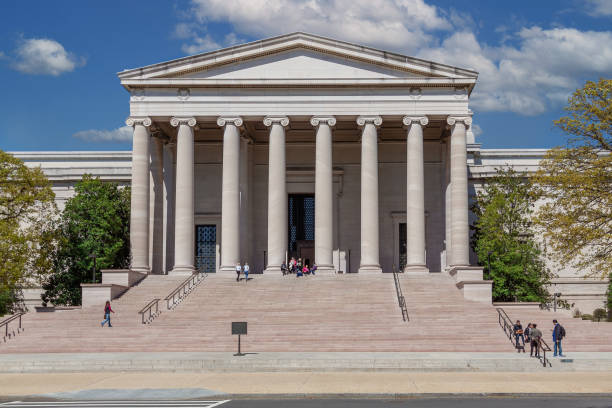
(126, 114, 472, 275)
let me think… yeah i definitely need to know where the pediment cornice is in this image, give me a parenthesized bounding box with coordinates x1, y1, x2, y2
(118, 32, 478, 87)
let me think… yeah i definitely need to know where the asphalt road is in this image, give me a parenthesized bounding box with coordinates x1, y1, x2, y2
(2, 398, 612, 408)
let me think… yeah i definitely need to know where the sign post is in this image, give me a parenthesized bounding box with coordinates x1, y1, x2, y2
(232, 321, 247, 356)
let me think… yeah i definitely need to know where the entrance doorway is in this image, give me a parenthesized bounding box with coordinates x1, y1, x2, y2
(399, 222, 407, 271)
(195, 224, 216, 273)
(288, 194, 315, 266)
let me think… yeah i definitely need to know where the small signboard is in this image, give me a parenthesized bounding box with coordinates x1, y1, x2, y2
(232, 321, 247, 335)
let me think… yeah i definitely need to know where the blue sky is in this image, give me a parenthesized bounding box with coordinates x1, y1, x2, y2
(1, 0, 611, 151)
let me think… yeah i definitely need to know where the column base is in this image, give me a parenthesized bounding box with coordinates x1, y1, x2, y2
(358, 264, 382, 274)
(314, 264, 335, 274)
(169, 265, 196, 276)
(264, 266, 282, 275)
(219, 265, 239, 274)
(403, 264, 429, 274)
(130, 266, 150, 274)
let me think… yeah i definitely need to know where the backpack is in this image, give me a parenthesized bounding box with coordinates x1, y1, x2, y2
(559, 325, 566, 339)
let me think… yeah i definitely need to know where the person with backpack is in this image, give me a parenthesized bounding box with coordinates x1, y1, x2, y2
(101, 300, 114, 328)
(552, 319, 566, 357)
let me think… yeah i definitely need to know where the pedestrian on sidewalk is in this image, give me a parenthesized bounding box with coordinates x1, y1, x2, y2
(244, 262, 250, 282)
(552, 319, 566, 357)
(530, 323, 542, 358)
(235, 262, 242, 282)
(513, 320, 525, 352)
(100, 300, 114, 327)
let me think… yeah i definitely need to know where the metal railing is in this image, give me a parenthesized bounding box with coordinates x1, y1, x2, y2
(1, 312, 25, 342)
(138, 298, 160, 324)
(164, 271, 207, 310)
(392, 265, 409, 322)
(496, 307, 551, 367)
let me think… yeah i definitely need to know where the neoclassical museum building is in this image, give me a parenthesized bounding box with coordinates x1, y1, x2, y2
(13, 33, 608, 311)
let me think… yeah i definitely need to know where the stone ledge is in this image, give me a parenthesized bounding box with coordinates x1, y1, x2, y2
(449, 266, 483, 281)
(101, 269, 146, 287)
(80, 284, 128, 308)
(456, 280, 492, 304)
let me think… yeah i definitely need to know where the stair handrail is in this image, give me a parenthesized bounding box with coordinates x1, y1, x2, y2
(392, 265, 409, 322)
(1, 312, 25, 342)
(496, 307, 551, 368)
(164, 271, 207, 310)
(138, 298, 161, 324)
(496, 307, 518, 348)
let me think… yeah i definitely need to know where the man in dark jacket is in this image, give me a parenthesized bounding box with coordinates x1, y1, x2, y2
(552, 319, 565, 357)
(513, 320, 525, 352)
(530, 323, 542, 358)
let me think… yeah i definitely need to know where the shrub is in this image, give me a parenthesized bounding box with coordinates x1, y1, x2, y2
(593, 308, 607, 322)
(581, 314, 593, 321)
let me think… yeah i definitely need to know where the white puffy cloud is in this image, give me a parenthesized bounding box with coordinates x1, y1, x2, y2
(73, 126, 132, 142)
(12, 38, 84, 76)
(586, 0, 612, 16)
(418, 27, 612, 115)
(183, 0, 449, 54)
(176, 0, 612, 116)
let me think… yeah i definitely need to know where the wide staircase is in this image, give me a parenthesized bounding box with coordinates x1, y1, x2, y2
(2, 273, 611, 354)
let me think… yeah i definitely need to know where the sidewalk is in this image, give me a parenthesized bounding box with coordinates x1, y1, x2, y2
(1, 371, 612, 398)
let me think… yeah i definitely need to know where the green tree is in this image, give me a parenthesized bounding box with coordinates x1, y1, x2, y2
(471, 168, 551, 302)
(607, 273, 612, 321)
(534, 78, 612, 277)
(0, 150, 57, 315)
(42, 175, 130, 306)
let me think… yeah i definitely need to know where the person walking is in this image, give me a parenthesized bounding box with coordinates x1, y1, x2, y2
(530, 323, 542, 358)
(244, 262, 250, 282)
(100, 300, 114, 327)
(235, 262, 242, 282)
(513, 320, 525, 352)
(552, 319, 565, 357)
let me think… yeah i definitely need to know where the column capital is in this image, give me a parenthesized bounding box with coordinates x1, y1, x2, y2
(263, 116, 289, 127)
(310, 116, 336, 128)
(217, 116, 244, 128)
(170, 117, 197, 127)
(125, 116, 152, 127)
(356, 115, 382, 128)
(446, 115, 472, 127)
(402, 115, 429, 127)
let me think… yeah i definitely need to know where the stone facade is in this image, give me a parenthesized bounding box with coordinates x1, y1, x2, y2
(10, 33, 608, 312)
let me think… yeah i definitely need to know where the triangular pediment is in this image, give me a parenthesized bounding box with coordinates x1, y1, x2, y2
(118, 32, 478, 82)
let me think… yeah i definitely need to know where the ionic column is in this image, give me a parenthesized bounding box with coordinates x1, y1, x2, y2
(357, 116, 382, 273)
(170, 117, 197, 275)
(447, 115, 471, 267)
(149, 133, 164, 274)
(162, 142, 175, 273)
(402, 116, 429, 273)
(311, 116, 336, 273)
(126, 116, 152, 274)
(218, 117, 243, 273)
(264, 116, 289, 273)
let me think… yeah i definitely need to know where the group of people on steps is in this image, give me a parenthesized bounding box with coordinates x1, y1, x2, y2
(281, 257, 317, 277)
(512, 319, 566, 358)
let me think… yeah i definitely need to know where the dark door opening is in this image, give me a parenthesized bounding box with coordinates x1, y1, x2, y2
(288, 194, 315, 266)
(196, 224, 216, 273)
(399, 222, 407, 272)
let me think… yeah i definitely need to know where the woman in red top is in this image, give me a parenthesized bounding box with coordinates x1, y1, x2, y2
(101, 300, 114, 327)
